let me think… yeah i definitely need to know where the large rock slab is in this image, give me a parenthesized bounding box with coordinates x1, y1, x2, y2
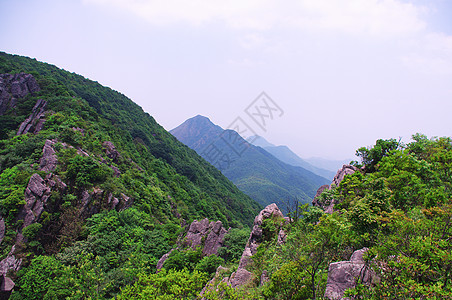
(324, 248, 375, 300)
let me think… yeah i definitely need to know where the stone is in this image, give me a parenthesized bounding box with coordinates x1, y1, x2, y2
(324, 248, 375, 300)
(331, 165, 358, 188)
(17, 98, 47, 135)
(39, 139, 58, 172)
(156, 249, 174, 271)
(17, 174, 51, 236)
(313, 165, 357, 213)
(229, 203, 284, 287)
(0, 246, 22, 277)
(203, 221, 228, 256)
(185, 218, 212, 250)
(0, 73, 40, 115)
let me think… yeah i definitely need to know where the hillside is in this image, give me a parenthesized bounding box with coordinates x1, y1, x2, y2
(171, 115, 330, 211)
(250, 135, 336, 180)
(0, 52, 261, 298)
(201, 135, 452, 299)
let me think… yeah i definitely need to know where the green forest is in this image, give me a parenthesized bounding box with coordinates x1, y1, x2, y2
(0, 52, 451, 299)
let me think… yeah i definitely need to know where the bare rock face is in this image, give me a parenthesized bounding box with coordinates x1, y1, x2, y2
(39, 139, 58, 172)
(313, 165, 357, 213)
(185, 218, 228, 256)
(0, 73, 40, 115)
(229, 203, 284, 287)
(16, 98, 47, 135)
(331, 165, 357, 188)
(324, 248, 375, 300)
(17, 174, 52, 237)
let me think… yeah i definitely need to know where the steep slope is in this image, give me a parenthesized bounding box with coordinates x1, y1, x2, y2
(0, 52, 262, 298)
(250, 135, 335, 180)
(171, 115, 330, 211)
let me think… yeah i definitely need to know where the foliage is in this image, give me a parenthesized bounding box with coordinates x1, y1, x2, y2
(117, 268, 209, 300)
(218, 228, 250, 263)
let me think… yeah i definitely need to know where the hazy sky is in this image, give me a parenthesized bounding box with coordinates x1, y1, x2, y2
(1, 0, 451, 160)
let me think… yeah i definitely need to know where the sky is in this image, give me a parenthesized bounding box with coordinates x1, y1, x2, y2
(1, 0, 451, 160)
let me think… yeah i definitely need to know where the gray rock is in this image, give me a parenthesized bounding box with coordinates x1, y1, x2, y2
(156, 249, 174, 271)
(331, 165, 357, 188)
(39, 139, 58, 172)
(0, 246, 22, 277)
(203, 221, 228, 256)
(230, 203, 284, 287)
(0, 73, 40, 115)
(16, 173, 51, 239)
(313, 165, 357, 213)
(324, 248, 375, 300)
(17, 98, 47, 135)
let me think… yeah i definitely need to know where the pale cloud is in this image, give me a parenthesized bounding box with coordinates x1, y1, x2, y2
(402, 33, 452, 74)
(83, 0, 426, 36)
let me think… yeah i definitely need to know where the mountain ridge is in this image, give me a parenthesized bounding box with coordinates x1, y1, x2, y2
(171, 115, 330, 211)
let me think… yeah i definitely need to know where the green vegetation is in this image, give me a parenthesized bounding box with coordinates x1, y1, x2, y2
(0, 52, 260, 299)
(206, 135, 452, 299)
(1, 51, 451, 299)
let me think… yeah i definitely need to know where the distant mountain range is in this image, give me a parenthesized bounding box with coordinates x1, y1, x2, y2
(171, 115, 330, 211)
(250, 136, 337, 180)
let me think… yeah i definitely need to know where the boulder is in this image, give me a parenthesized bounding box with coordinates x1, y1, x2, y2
(324, 248, 375, 300)
(39, 139, 58, 172)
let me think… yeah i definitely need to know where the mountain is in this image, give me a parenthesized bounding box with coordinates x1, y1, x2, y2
(250, 135, 336, 180)
(0, 52, 262, 298)
(171, 115, 330, 211)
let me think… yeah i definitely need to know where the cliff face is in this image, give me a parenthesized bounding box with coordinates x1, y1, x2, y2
(0, 73, 40, 115)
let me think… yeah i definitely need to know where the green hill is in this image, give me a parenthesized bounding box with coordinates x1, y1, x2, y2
(171, 115, 330, 211)
(0, 52, 261, 299)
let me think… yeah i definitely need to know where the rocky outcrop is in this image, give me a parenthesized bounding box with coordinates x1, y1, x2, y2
(16, 98, 47, 135)
(331, 165, 358, 188)
(185, 218, 228, 256)
(229, 203, 284, 287)
(324, 248, 376, 300)
(157, 218, 228, 271)
(17, 174, 52, 236)
(0, 246, 21, 294)
(39, 139, 58, 172)
(313, 165, 357, 213)
(0, 73, 40, 115)
(203, 221, 228, 256)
